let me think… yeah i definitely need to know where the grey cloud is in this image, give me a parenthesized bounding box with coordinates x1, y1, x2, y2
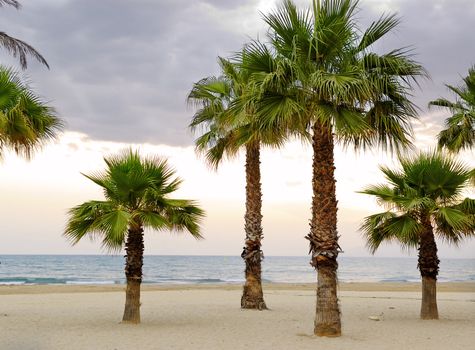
(203, 0, 256, 9)
(0, 0, 473, 146)
(0, 0, 250, 145)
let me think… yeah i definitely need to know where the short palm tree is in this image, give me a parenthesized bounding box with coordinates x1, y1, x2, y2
(255, 0, 425, 336)
(188, 55, 292, 310)
(429, 65, 475, 152)
(0, 0, 49, 69)
(64, 149, 205, 323)
(360, 151, 475, 319)
(0, 66, 62, 159)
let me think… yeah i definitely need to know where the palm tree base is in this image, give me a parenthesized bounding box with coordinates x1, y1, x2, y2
(314, 264, 341, 337)
(420, 276, 439, 320)
(241, 265, 267, 310)
(241, 287, 267, 310)
(122, 279, 141, 324)
(314, 326, 342, 337)
(241, 297, 267, 310)
(120, 320, 140, 325)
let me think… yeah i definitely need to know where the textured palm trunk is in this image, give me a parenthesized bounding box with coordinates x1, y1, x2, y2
(122, 222, 144, 324)
(418, 214, 439, 320)
(241, 141, 267, 310)
(306, 121, 341, 337)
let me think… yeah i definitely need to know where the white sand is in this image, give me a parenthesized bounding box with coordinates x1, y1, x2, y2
(1, 284, 474, 350)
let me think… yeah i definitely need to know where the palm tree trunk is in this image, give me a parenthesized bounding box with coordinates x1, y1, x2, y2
(307, 121, 341, 337)
(241, 141, 267, 310)
(122, 223, 144, 324)
(418, 214, 439, 320)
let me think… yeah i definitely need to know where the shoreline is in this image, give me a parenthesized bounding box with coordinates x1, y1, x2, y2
(1, 281, 474, 295)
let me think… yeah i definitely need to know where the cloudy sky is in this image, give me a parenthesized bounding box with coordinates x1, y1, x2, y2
(0, 0, 474, 258)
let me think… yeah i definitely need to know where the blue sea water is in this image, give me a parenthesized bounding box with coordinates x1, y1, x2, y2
(0, 255, 473, 285)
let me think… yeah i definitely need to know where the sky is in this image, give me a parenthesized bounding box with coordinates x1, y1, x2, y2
(0, 0, 474, 258)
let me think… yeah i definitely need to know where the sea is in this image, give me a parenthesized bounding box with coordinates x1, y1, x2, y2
(0, 255, 474, 286)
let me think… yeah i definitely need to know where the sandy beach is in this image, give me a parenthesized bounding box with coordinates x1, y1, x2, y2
(1, 282, 474, 350)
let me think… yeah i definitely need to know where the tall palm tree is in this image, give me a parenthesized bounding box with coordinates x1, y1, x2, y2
(64, 149, 205, 324)
(188, 55, 292, 310)
(429, 66, 475, 152)
(0, 0, 49, 69)
(254, 0, 426, 336)
(0, 66, 62, 159)
(360, 151, 475, 319)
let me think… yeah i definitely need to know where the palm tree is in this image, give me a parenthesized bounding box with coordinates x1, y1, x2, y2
(0, 66, 62, 159)
(429, 65, 475, 152)
(0, 0, 49, 69)
(64, 149, 205, 323)
(188, 58, 267, 310)
(254, 0, 426, 336)
(360, 151, 475, 319)
(188, 54, 293, 310)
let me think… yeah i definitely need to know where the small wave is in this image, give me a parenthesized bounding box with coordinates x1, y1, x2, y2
(0, 277, 68, 285)
(66, 280, 121, 285)
(0, 281, 25, 285)
(144, 278, 226, 284)
(195, 278, 225, 283)
(379, 278, 409, 283)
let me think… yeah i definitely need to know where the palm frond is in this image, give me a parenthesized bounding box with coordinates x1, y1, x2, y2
(435, 207, 472, 231)
(360, 211, 419, 253)
(0, 32, 49, 69)
(95, 209, 131, 251)
(64, 200, 119, 245)
(429, 98, 465, 112)
(0, 66, 62, 159)
(431, 66, 475, 152)
(0, 0, 20, 9)
(165, 199, 205, 239)
(136, 211, 169, 231)
(434, 206, 475, 245)
(359, 184, 397, 208)
(262, 0, 313, 60)
(358, 13, 400, 51)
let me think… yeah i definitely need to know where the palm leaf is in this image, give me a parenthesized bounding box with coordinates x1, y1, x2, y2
(360, 211, 419, 253)
(430, 66, 475, 152)
(358, 13, 400, 51)
(0, 66, 62, 158)
(0, 32, 49, 69)
(0, 0, 20, 8)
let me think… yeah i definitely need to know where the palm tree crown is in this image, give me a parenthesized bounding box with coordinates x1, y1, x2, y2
(259, 0, 426, 150)
(361, 151, 475, 251)
(188, 56, 290, 168)
(429, 65, 475, 152)
(0, 66, 62, 159)
(65, 149, 204, 251)
(188, 58, 240, 168)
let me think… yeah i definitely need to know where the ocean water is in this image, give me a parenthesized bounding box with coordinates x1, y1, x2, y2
(0, 255, 474, 285)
